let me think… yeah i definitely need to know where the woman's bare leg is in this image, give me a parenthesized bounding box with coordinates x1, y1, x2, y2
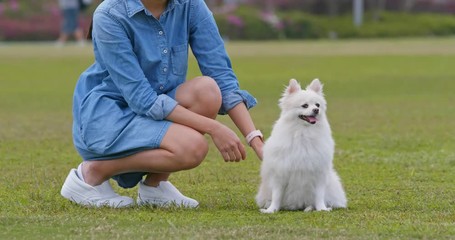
(144, 76, 222, 185)
(81, 76, 222, 186)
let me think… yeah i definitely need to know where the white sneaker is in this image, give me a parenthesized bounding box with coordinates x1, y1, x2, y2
(137, 181, 199, 208)
(60, 168, 134, 208)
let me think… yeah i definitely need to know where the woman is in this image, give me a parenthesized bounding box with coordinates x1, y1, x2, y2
(60, 0, 264, 208)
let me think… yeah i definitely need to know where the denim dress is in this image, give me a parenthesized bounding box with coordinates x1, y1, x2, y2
(72, 0, 257, 188)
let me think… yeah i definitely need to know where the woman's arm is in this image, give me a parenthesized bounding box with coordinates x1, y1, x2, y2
(92, 11, 177, 120)
(166, 105, 246, 162)
(186, 0, 263, 160)
(228, 103, 264, 160)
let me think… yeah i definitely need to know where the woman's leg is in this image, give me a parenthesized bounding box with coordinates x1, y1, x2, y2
(143, 76, 222, 185)
(175, 76, 222, 119)
(82, 76, 222, 186)
(83, 124, 208, 185)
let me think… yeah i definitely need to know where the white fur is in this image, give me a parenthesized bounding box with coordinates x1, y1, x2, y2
(256, 78, 347, 213)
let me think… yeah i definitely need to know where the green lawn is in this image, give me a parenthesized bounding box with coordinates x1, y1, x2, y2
(0, 38, 454, 239)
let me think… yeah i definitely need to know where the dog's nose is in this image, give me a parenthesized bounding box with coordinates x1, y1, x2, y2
(313, 108, 319, 114)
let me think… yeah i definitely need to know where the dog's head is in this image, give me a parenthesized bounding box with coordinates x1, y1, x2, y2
(279, 78, 327, 125)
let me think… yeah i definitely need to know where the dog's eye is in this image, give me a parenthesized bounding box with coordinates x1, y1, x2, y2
(315, 103, 320, 107)
(302, 104, 308, 108)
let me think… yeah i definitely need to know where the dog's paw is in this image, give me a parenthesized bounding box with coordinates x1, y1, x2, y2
(304, 206, 332, 212)
(316, 207, 332, 212)
(260, 208, 278, 214)
(304, 206, 314, 212)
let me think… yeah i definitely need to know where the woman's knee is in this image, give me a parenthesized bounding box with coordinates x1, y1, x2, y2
(192, 76, 222, 117)
(163, 124, 209, 170)
(177, 133, 208, 170)
(176, 76, 222, 118)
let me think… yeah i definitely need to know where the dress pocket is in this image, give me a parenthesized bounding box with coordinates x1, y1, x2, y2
(171, 44, 188, 76)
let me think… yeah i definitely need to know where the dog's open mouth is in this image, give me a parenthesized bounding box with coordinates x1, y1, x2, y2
(299, 115, 317, 124)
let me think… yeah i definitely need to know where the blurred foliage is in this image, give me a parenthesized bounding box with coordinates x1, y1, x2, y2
(1, 2, 455, 41)
(0, 0, 96, 41)
(214, 6, 455, 40)
(0, 0, 98, 17)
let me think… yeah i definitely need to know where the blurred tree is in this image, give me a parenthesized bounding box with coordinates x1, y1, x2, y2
(371, 0, 386, 21)
(325, 0, 338, 17)
(402, 0, 416, 12)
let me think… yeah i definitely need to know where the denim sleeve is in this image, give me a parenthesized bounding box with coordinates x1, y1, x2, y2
(221, 90, 258, 114)
(188, 0, 257, 114)
(92, 11, 177, 120)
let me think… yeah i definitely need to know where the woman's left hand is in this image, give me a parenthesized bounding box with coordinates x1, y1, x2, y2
(249, 137, 264, 161)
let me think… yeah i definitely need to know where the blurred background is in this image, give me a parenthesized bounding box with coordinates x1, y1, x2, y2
(0, 0, 455, 42)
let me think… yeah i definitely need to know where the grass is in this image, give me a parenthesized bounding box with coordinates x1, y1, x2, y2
(0, 38, 454, 239)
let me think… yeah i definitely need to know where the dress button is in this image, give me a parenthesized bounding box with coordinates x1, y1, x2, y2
(163, 49, 168, 54)
(159, 85, 164, 90)
(158, 31, 163, 35)
(163, 67, 168, 72)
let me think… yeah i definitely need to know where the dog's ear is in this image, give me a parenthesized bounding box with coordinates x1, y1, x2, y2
(306, 78, 323, 95)
(284, 79, 301, 96)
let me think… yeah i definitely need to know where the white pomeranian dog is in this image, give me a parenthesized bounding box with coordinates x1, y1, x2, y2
(256, 78, 347, 213)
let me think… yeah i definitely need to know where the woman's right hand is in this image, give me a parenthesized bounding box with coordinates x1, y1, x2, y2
(209, 123, 246, 162)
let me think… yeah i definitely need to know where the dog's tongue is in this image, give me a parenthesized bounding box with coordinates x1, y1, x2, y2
(307, 116, 317, 124)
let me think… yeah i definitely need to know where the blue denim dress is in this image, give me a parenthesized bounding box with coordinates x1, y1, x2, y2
(72, 0, 257, 188)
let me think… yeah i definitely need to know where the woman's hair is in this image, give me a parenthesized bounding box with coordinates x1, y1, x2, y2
(87, 20, 93, 40)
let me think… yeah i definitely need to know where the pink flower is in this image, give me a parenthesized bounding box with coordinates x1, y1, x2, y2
(227, 14, 244, 28)
(260, 11, 283, 30)
(9, 0, 19, 11)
